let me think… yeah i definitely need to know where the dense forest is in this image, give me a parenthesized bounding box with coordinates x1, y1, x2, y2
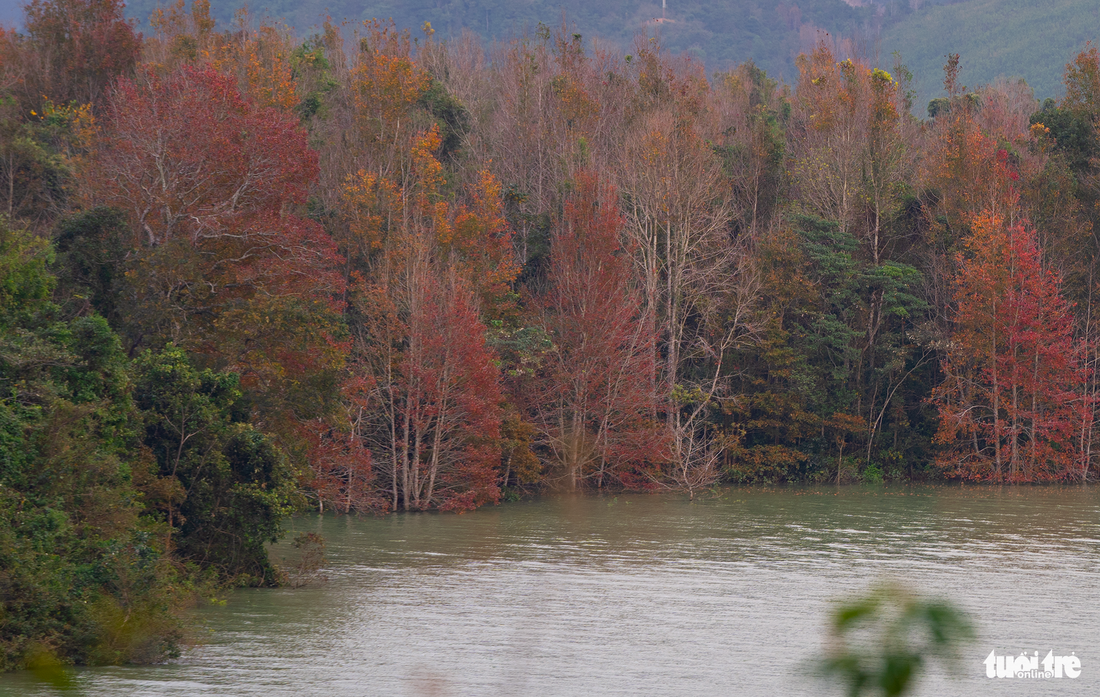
(3, 0, 1100, 672)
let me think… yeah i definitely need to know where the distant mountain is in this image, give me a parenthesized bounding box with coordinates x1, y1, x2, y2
(122, 0, 873, 85)
(880, 0, 1099, 109)
(114, 0, 1098, 110)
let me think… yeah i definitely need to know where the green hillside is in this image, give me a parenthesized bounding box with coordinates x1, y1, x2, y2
(880, 0, 1100, 107)
(122, 0, 871, 85)
(112, 0, 1100, 109)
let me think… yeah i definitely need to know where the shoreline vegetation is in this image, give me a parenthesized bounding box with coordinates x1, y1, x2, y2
(2, 0, 1100, 673)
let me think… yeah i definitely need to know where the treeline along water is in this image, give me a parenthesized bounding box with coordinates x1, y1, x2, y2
(9, 0, 1100, 677)
(2, 485, 1098, 696)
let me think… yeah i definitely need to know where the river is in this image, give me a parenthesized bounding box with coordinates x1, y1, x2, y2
(2, 485, 1099, 696)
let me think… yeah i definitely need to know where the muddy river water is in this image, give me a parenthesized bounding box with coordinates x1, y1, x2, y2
(3, 485, 1099, 696)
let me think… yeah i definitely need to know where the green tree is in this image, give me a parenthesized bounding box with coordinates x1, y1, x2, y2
(133, 346, 294, 585)
(0, 216, 182, 669)
(820, 584, 974, 697)
(52, 206, 130, 330)
(726, 215, 929, 481)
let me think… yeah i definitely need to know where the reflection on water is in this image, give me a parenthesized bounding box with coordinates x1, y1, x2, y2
(3, 485, 1099, 696)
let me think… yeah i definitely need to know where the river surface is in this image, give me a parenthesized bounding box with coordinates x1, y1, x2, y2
(3, 485, 1100, 696)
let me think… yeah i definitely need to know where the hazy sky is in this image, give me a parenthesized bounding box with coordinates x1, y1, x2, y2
(0, 1, 22, 30)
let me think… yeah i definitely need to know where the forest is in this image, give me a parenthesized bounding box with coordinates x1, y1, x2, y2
(3, 0, 1100, 672)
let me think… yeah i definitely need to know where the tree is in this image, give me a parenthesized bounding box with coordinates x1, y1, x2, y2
(396, 266, 503, 511)
(80, 65, 346, 416)
(618, 85, 734, 419)
(52, 206, 129, 322)
(532, 171, 665, 489)
(714, 60, 787, 238)
(133, 345, 294, 583)
(338, 126, 514, 511)
(1063, 42, 1100, 125)
(206, 16, 299, 112)
(303, 374, 385, 515)
(791, 46, 909, 256)
(722, 212, 929, 483)
(787, 49, 935, 466)
(17, 0, 140, 108)
(0, 216, 184, 669)
(466, 22, 650, 278)
(143, 0, 216, 72)
(919, 55, 1018, 245)
(143, 0, 306, 116)
(0, 92, 94, 231)
(934, 212, 1091, 481)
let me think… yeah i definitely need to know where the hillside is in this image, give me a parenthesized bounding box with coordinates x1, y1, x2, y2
(2, 0, 1093, 107)
(116, 0, 1100, 109)
(122, 0, 872, 85)
(6, 0, 1100, 670)
(879, 0, 1100, 109)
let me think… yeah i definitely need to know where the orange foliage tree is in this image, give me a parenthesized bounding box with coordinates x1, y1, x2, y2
(920, 55, 1019, 241)
(335, 127, 516, 511)
(351, 20, 431, 144)
(145, 0, 302, 115)
(207, 21, 300, 112)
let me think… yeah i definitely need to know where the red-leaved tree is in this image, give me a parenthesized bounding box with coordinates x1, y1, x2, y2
(934, 211, 1092, 481)
(305, 374, 389, 514)
(337, 126, 513, 511)
(533, 170, 666, 489)
(82, 64, 345, 412)
(18, 0, 140, 108)
(395, 264, 503, 511)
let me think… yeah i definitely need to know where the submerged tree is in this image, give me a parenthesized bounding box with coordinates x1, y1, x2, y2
(532, 171, 666, 489)
(339, 127, 511, 511)
(133, 346, 295, 584)
(934, 212, 1091, 481)
(398, 266, 503, 510)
